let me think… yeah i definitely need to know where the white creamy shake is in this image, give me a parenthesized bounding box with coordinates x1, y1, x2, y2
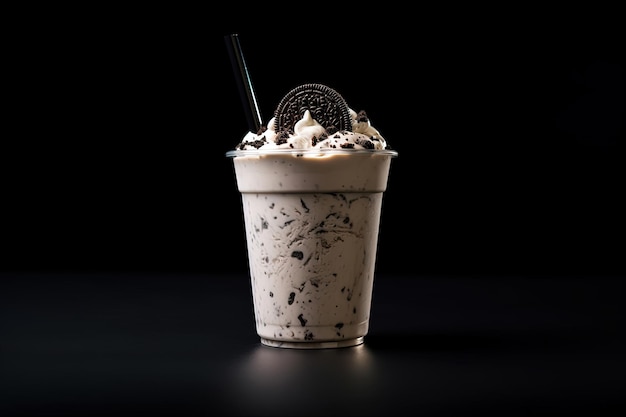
(227, 84, 397, 348)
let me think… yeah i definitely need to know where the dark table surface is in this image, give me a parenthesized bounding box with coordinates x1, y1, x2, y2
(1, 272, 624, 416)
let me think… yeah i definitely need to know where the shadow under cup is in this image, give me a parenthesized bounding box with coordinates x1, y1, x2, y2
(227, 149, 398, 349)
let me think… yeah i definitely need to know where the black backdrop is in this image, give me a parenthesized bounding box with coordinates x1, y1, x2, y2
(2, 9, 624, 416)
(2, 6, 624, 277)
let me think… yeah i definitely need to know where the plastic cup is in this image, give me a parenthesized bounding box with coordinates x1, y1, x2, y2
(227, 149, 397, 348)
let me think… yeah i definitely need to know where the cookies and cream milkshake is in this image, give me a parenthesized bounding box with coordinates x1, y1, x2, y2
(227, 84, 397, 349)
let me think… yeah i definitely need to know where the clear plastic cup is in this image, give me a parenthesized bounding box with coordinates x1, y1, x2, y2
(227, 149, 397, 348)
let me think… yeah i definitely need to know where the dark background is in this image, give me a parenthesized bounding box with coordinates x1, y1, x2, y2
(1, 6, 625, 417)
(2, 6, 624, 276)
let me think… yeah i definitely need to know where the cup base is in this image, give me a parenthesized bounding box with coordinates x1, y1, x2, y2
(260, 336, 365, 349)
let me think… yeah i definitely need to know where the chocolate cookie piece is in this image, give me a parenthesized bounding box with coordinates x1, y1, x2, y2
(274, 84, 353, 133)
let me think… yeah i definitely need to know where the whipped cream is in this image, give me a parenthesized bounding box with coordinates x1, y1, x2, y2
(235, 109, 389, 151)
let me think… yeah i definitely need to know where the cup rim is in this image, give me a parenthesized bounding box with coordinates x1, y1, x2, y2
(225, 149, 398, 158)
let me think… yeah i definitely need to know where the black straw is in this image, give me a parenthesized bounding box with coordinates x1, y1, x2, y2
(224, 33, 263, 133)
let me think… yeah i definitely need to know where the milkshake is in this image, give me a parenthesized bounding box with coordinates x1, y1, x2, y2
(227, 84, 397, 348)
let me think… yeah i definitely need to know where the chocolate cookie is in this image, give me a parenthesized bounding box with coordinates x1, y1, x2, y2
(274, 84, 353, 133)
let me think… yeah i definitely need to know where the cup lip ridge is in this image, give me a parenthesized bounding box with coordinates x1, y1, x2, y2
(225, 149, 398, 158)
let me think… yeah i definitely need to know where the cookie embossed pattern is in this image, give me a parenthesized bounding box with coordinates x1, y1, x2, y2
(274, 83, 353, 134)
